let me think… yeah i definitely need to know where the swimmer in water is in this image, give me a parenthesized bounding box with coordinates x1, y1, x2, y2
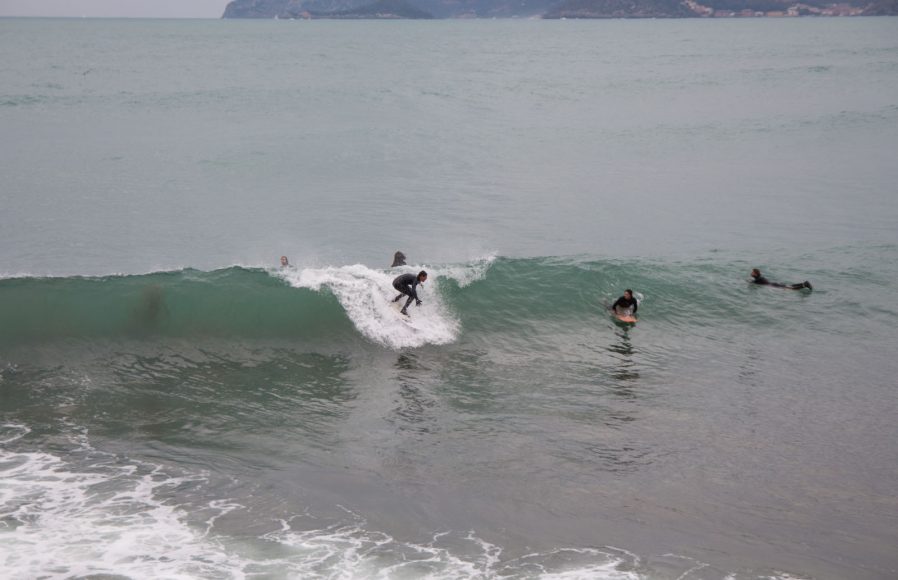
(750, 269, 812, 290)
(391, 251, 407, 267)
(610, 289, 638, 317)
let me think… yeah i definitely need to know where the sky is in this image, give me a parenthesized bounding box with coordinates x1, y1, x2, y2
(0, 1, 230, 18)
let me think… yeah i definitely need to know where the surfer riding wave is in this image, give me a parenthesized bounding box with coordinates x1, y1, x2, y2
(392, 271, 427, 316)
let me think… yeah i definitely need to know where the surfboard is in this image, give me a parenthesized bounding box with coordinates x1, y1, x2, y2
(607, 305, 637, 324)
(390, 300, 415, 325)
(613, 313, 638, 324)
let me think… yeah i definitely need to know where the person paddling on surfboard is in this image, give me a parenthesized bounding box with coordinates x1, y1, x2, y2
(611, 289, 638, 318)
(392, 270, 427, 316)
(750, 269, 812, 290)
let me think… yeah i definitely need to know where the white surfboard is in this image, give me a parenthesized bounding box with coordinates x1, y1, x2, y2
(390, 300, 415, 325)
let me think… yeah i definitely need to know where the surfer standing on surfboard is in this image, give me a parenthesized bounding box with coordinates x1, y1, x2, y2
(750, 269, 812, 290)
(611, 289, 638, 318)
(392, 270, 427, 316)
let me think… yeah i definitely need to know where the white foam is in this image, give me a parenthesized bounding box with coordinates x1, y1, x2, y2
(432, 254, 496, 288)
(0, 271, 45, 280)
(263, 518, 643, 580)
(277, 261, 493, 349)
(1, 420, 804, 580)
(0, 433, 245, 579)
(0, 423, 29, 444)
(271, 528, 491, 578)
(507, 548, 642, 580)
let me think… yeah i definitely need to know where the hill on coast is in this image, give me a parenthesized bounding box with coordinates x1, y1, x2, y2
(222, 0, 897, 17)
(310, 0, 435, 17)
(543, 0, 693, 18)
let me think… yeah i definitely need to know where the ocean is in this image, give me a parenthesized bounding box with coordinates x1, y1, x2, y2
(1, 16, 897, 579)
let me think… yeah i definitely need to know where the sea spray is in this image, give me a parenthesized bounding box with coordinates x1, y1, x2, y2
(280, 264, 462, 349)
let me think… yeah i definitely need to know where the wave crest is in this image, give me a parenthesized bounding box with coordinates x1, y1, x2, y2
(280, 263, 461, 349)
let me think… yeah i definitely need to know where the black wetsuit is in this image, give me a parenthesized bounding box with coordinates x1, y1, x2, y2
(752, 276, 810, 290)
(392, 273, 421, 311)
(611, 296, 638, 315)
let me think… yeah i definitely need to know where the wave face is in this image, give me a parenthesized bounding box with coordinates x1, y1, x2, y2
(0, 260, 492, 348)
(0, 266, 352, 343)
(2, 251, 894, 348)
(0, 256, 716, 347)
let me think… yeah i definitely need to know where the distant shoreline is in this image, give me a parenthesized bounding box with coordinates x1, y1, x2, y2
(220, 0, 897, 19)
(2, 13, 896, 20)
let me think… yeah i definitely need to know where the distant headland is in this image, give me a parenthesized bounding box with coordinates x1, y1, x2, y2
(223, 0, 897, 19)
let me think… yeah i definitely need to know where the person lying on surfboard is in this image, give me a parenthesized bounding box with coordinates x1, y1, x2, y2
(611, 289, 638, 318)
(750, 269, 812, 290)
(392, 270, 427, 316)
